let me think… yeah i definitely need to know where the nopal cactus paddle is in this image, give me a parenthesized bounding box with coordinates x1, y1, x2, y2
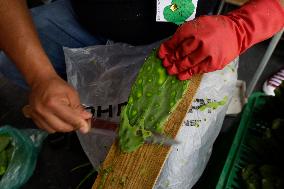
(119, 50, 190, 153)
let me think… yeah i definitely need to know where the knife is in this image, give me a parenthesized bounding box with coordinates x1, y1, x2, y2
(22, 104, 179, 146)
(89, 117, 180, 146)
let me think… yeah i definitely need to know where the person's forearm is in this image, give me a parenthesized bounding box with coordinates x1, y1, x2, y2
(0, 0, 57, 87)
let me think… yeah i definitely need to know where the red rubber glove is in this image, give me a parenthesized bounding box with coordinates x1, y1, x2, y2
(158, 0, 284, 80)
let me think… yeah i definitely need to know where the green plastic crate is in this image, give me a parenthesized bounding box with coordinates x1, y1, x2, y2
(216, 92, 271, 189)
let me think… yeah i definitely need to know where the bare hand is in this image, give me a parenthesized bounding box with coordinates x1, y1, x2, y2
(25, 75, 92, 133)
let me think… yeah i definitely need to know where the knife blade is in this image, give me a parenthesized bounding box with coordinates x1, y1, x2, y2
(89, 117, 180, 146)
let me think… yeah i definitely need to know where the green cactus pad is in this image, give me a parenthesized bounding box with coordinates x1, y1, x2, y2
(119, 50, 190, 153)
(163, 0, 195, 25)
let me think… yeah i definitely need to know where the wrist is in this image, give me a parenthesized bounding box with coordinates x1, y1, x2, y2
(24, 56, 59, 88)
(28, 68, 59, 88)
(226, 0, 284, 53)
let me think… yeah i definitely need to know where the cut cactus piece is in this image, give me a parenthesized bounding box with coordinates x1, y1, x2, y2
(119, 50, 190, 153)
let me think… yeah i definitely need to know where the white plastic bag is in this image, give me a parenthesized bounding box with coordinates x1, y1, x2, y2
(64, 41, 238, 188)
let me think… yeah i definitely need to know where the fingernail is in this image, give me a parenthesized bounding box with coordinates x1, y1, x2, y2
(79, 122, 90, 134)
(81, 110, 92, 118)
(79, 126, 88, 134)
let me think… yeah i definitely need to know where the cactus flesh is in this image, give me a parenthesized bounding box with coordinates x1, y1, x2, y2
(119, 50, 190, 153)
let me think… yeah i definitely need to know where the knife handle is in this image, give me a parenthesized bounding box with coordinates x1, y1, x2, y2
(91, 118, 118, 131)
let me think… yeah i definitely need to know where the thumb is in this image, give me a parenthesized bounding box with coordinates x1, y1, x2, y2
(78, 107, 93, 120)
(78, 121, 91, 134)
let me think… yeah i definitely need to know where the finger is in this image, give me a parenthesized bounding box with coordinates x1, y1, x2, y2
(159, 34, 196, 61)
(176, 50, 209, 72)
(161, 56, 179, 76)
(163, 21, 197, 51)
(177, 57, 212, 80)
(51, 103, 90, 133)
(166, 63, 179, 75)
(49, 88, 91, 133)
(28, 109, 56, 133)
(67, 100, 92, 120)
(174, 37, 200, 60)
(43, 112, 76, 133)
(187, 47, 209, 68)
(162, 30, 184, 51)
(160, 33, 183, 54)
(65, 90, 92, 123)
(78, 105, 93, 120)
(29, 100, 76, 132)
(158, 43, 173, 59)
(77, 118, 91, 134)
(78, 125, 90, 134)
(34, 119, 56, 133)
(66, 89, 81, 108)
(162, 56, 174, 68)
(22, 105, 32, 118)
(76, 108, 91, 133)
(177, 70, 193, 81)
(176, 56, 193, 72)
(80, 110, 92, 119)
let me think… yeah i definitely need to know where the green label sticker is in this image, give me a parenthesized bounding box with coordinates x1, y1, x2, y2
(163, 0, 195, 25)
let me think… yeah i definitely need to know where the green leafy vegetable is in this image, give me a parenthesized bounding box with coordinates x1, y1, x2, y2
(0, 151, 8, 176)
(0, 136, 11, 153)
(0, 135, 13, 178)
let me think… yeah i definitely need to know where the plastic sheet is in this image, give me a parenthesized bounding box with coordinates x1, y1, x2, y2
(0, 126, 47, 189)
(64, 41, 238, 188)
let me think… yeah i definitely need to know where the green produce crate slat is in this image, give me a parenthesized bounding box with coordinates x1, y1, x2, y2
(216, 92, 268, 189)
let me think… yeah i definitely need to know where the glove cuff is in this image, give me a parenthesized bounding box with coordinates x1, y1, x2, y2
(226, 0, 284, 53)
